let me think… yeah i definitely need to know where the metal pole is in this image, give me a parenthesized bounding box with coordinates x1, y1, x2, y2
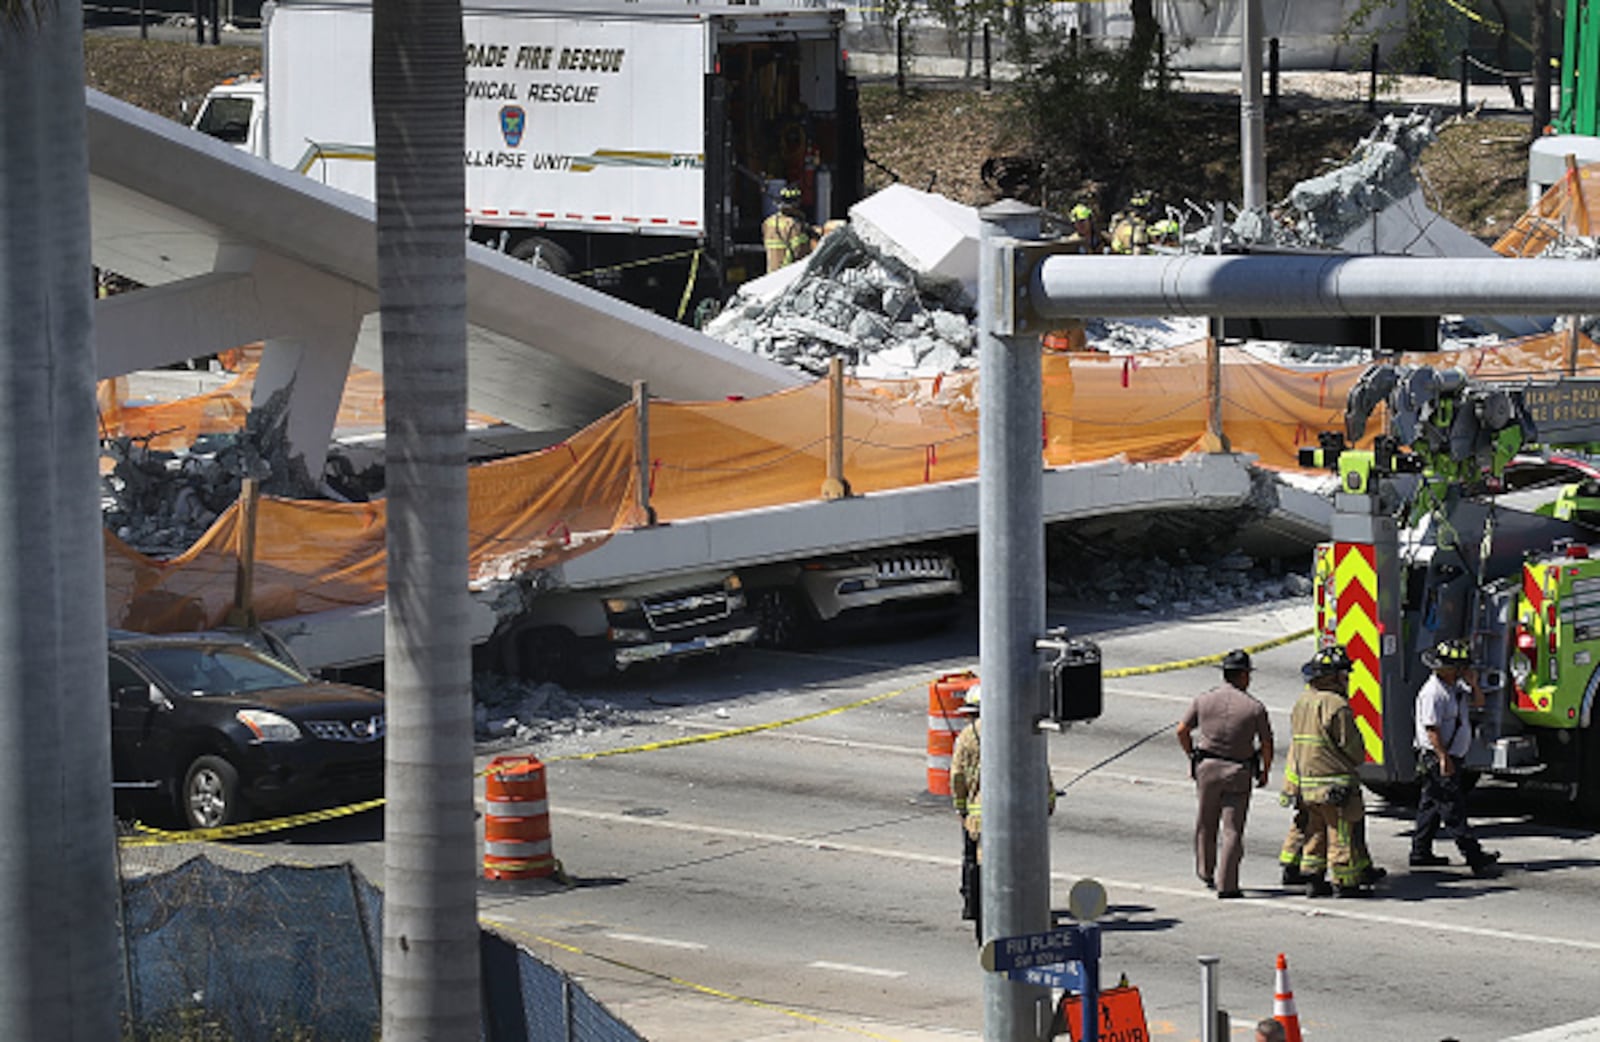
(983, 22, 993, 93)
(209, 0, 220, 44)
(822, 356, 851, 500)
(1268, 37, 1279, 111)
(978, 200, 1051, 1042)
(227, 476, 261, 628)
(1368, 42, 1380, 112)
(1460, 49, 1471, 116)
(193, 0, 204, 44)
(1240, 0, 1266, 212)
(632, 381, 657, 526)
(897, 17, 906, 96)
(1031, 254, 1600, 318)
(1199, 955, 1221, 1042)
(1204, 317, 1226, 451)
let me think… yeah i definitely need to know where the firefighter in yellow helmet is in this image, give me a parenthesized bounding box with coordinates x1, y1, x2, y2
(1064, 202, 1101, 254)
(1280, 645, 1383, 897)
(762, 184, 819, 273)
(1108, 192, 1153, 255)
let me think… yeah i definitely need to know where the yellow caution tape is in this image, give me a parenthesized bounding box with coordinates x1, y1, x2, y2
(1438, 0, 1556, 69)
(1102, 626, 1315, 678)
(119, 626, 1314, 846)
(118, 796, 386, 848)
(544, 684, 914, 763)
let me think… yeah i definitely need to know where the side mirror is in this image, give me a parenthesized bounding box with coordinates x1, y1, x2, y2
(146, 683, 173, 710)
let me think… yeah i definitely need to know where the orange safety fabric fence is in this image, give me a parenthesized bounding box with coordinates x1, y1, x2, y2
(1494, 161, 1600, 257)
(97, 327, 1600, 634)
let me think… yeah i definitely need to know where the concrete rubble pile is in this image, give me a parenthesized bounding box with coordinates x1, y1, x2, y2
(101, 387, 383, 557)
(705, 223, 977, 379)
(473, 674, 641, 746)
(1278, 111, 1437, 248)
(705, 184, 982, 379)
(1047, 543, 1314, 613)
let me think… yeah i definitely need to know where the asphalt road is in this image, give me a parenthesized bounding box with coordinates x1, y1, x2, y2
(158, 597, 1600, 1042)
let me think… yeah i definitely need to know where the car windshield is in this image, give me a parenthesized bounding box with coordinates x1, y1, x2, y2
(193, 96, 253, 142)
(136, 643, 308, 696)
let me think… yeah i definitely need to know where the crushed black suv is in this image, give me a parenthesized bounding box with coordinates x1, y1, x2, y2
(108, 630, 385, 829)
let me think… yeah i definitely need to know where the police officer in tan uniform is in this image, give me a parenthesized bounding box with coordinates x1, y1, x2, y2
(1177, 649, 1274, 898)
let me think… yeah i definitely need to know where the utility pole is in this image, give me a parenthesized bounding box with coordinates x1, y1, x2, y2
(977, 200, 1054, 1041)
(1239, 0, 1266, 213)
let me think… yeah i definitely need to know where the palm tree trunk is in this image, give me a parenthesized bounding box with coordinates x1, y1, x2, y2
(0, 0, 122, 1037)
(372, 0, 478, 1037)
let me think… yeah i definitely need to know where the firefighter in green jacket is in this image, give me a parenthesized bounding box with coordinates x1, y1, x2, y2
(1280, 645, 1382, 897)
(950, 686, 983, 940)
(762, 184, 818, 273)
(951, 683, 1056, 940)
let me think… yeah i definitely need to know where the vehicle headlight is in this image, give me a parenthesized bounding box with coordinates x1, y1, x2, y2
(604, 597, 639, 615)
(237, 709, 302, 743)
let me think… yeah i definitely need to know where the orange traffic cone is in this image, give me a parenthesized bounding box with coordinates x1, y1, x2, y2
(1274, 952, 1303, 1042)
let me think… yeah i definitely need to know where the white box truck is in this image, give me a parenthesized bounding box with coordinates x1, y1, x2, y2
(193, 0, 863, 318)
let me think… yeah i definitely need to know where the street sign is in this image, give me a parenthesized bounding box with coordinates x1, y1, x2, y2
(981, 925, 1097, 973)
(1008, 961, 1083, 990)
(1059, 985, 1149, 1042)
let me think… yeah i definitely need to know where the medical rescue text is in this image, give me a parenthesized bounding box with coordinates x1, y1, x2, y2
(464, 41, 627, 167)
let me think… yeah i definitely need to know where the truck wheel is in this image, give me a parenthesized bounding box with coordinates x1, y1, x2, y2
(510, 236, 573, 276)
(181, 755, 244, 830)
(754, 588, 813, 649)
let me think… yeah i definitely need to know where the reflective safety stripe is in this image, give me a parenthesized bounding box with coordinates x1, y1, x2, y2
(929, 715, 964, 731)
(486, 798, 549, 818)
(485, 838, 553, 858)
(927, 753, 951, 771)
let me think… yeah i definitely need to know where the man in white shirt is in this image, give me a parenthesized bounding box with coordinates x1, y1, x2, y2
(1410, 638, 1501, 877)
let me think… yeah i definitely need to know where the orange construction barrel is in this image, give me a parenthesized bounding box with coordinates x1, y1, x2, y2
(483, 755, 556, 881)
(927, 672, 979, 796)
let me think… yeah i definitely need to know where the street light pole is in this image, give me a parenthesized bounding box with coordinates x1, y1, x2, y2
(977, 200, 1053, 1041)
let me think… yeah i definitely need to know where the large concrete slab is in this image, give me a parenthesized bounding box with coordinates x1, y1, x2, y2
(85, 88, 802, 436)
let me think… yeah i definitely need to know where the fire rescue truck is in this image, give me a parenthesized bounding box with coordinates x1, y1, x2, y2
(1302, 362, 1600, 819)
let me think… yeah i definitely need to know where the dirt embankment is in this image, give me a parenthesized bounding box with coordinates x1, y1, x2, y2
(858, 81, 1532, 241)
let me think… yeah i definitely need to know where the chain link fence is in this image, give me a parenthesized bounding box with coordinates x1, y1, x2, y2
(116, 849, 646, 1042)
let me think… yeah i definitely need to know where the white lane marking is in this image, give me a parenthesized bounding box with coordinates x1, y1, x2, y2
(559, 808, 1600, 955)
(657, 723, 1194, 789)
(1500, 1015, 1600, 1041)
(604, 931, 707, 951)
(808, 960, 908, 979)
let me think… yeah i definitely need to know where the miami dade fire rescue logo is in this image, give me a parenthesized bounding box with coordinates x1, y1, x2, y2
(500, 105, 526, 148)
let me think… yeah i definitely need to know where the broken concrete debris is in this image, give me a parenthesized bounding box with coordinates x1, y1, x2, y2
(705, 223, 977, 379)
(101, 386, 383, 558)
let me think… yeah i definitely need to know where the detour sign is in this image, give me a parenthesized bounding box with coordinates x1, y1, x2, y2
(1059, 985, 1148, 1042)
